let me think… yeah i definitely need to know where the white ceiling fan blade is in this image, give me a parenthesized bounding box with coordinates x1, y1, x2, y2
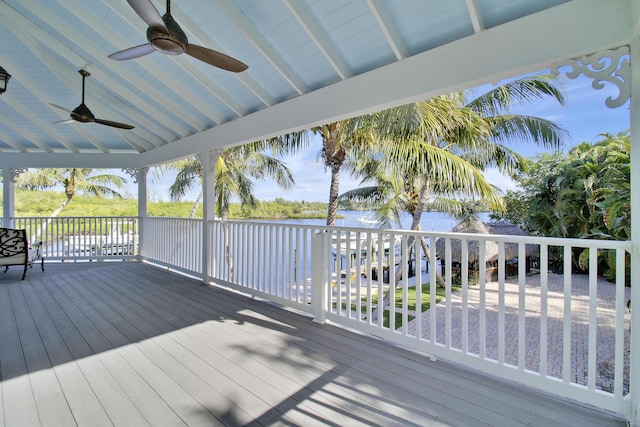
(50, 103, 73, 114)
(109, 43, 155, 61)
(127, 0, 167, 31)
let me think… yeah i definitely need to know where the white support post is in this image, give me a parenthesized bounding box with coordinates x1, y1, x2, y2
(200, 149, 221, 284)
(137, 167, 148, 260)
(2, 167, 14, 228)
(312, 231, 329, 324)
(629, 37, 640, 426)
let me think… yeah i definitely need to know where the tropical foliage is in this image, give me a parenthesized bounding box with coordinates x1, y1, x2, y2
(164, 139, 302, 219)
(493, 131, 630, 280)
(7, 189, 329, 220)
(15, 168, 127, 241)
(342, 76, 567, 227)
(315, 119, 377, 226)
(16, 168, 126, 217)
(338, 76, 567, 317)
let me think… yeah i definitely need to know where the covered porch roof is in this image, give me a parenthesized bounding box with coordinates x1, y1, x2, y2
(0, 0, 636, 169)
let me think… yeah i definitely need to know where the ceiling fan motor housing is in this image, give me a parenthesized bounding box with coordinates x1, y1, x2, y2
(72, 103, 96, 123)
(147, 14, 187, 55)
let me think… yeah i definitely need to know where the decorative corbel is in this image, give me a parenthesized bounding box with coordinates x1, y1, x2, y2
(550, 46, 630, 109)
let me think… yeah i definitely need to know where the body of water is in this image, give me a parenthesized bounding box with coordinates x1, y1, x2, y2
(261, 210, 492, 232)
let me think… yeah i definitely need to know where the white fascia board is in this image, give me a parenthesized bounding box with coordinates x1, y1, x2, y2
(0, 153, 141, 169)
(140, 0, 632, 167)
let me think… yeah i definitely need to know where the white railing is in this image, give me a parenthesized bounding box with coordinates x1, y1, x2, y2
(141, 217, 202, 276)
(201, 220, 631, 417)
(13, 215, 631, 417)
(12, 216, 138, 261)
(208, 220, 325, 315)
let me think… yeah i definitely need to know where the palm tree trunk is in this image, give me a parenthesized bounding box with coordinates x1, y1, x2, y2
(223, 220, 234, 281)
(372, 182, 445, 322)
(30, 196, 72, 244)
(326, 164, 340, 226)
(189, 190, 203, 219)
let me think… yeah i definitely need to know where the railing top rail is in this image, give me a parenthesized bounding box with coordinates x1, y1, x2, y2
(145, 216, 200, 220)
(209, 219, 632, 251)
(209, 218, 327, 231)
(12, 216, 138, 220)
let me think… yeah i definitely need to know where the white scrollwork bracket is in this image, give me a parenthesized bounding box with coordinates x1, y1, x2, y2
(10, 168, 27, 182)
(121, 168, 141, 184)
(550, 46, 630, 109)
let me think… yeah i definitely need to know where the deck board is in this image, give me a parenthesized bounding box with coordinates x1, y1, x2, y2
(24, 277, 114, 427)
(0, 262, 627, 427)
(9, 283, 74, 427)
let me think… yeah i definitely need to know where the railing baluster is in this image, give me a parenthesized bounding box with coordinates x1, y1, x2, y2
(444, 237, 452, 348)
(376, 231, 384, 329)
(539, 244, 549, 378)
(366, 231, 373, 324)
(414, 236, 422, 340)
(401, 235, 409, 336)
(563, 245, 572, 384)
(614, 248, 626, 397)
(388, 232, 396, 330)
(588, 247, 598, 390)
(428, 238, 437, 343)
(355, 232, 362, 321)
(518, 241, 526, 370)
(498, 241, 505, 365)
(479, 238, 486, 360)
(461, 238, 469, 354)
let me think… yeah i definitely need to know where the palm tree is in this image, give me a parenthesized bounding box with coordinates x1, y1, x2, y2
(18, 168, 127, 214)
(316, 115, 377, 226)
(165, 139, 301, 218)
(342, 95, 505, 292)
(163, 140, 302, 282)
(342, 77, 567, 320)
(16, 168, 127, 241)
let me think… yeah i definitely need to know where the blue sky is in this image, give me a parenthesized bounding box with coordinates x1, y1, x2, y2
(146, 70, 630, 203)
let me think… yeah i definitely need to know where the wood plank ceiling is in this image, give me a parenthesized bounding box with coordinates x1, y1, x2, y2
(0, 0, 634, 168)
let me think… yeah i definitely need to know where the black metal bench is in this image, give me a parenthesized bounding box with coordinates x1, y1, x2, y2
(0, 227, 44, 280)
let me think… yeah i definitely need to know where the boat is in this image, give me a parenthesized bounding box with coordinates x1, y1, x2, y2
(356, 212, 377, 226)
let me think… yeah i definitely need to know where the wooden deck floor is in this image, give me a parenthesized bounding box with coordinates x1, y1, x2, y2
(0, 262, 627, 426)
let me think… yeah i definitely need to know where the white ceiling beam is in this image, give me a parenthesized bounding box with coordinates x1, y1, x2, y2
(0, 132, 28, 152)
(213, 0, 310, 96)
(170, 3, 276, 108)
(366, 0, 408, 60)
(0, 113, 52, 153)
(0, 112, 29, 152)
(2, 94, 79, 152)
(139, 0, 633, 167)
(10, 35, 150, 153)
(168, 2, 269, 113)
(0, 56, 80, 152)
(0, 3, 180, 152)
(284, 0, 352, 80)
(0, 7, 108, 152)
(465, 0, 485, 33)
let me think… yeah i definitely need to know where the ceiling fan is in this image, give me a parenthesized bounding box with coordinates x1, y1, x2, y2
(109, 0, 248, 73)
(50, 70, 135, 130)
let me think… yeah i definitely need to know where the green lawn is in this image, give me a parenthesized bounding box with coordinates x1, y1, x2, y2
(338, 282, 462, 329)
